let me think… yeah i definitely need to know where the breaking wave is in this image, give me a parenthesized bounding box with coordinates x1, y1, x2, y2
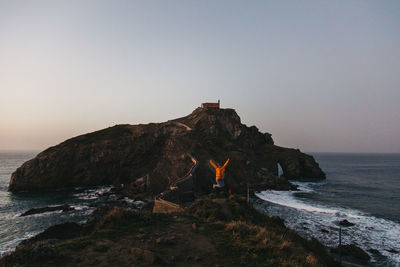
(255, 182, 400, 266)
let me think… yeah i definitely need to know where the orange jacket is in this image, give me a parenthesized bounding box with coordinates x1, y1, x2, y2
(210, 158, 230, 180)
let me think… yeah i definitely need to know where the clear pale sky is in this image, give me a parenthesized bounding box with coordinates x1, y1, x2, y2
(1, 1, 399, 153)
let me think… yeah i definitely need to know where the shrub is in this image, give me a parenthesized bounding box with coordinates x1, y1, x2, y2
(186, 198, 227, 221)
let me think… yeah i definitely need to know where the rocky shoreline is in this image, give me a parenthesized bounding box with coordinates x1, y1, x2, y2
(1, 194, 351, 267)
(0, 187, 379, 267)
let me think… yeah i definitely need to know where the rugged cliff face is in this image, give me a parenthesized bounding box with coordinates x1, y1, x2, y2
(9, 107, 325, 196)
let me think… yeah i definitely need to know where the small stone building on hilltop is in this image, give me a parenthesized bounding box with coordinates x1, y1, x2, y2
(201, 100, 220, 109)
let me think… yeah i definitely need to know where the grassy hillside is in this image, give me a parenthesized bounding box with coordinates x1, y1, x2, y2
(1, 194, 340, 267)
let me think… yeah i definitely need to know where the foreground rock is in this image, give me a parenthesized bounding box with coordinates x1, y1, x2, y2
(9, 107, 325, 200)
(0, 195, 339, 267)
(19, 223, 82, 246)
(20, 204, 75, 216)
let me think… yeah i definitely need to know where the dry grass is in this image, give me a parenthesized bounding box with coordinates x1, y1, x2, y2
(226, 221, 258, 237)
(94, 207, 135, 230)
(306, 253, 320, 266)
(206, 209, 338, 266)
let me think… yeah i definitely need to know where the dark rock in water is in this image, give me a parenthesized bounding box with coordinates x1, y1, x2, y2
(339, 219, 355, 227)
(332, 244, 370, 262)
(9, 107, 325, 200)
(386, 248, 399, 253)
(368, 248, 381, 255)
(340, 219, 354, 226)
(20, 204, 75, 216)
(252, 172, 297, 191)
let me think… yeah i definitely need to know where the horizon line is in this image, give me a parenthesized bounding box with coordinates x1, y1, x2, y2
(0, 149, 399, 155)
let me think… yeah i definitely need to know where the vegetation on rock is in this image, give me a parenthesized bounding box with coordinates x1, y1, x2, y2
(9, 108, 325, 202)
(1, 195, 339, 267)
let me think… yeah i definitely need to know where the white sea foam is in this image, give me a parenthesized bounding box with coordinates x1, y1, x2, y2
(257, 190, 341, 214)
(21, 210, 64, 218)
(123, 197, 146, 208)
(82, 210, 93, 217)
(70, 205, 90, 211)
(255, 182, 400, 266)
(73, 186, 112, 200)
(93, 186, 113, 195)
(73, 192, 98, 200)
(0, 231, 39, 257)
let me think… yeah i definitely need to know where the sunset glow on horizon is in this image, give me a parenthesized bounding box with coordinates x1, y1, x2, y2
(1, 1, 399, 153)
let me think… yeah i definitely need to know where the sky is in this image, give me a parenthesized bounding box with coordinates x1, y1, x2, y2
(1, 1, 399, 153)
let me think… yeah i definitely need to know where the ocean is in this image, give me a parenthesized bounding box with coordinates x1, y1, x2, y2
(0, 151, 126, 256)
(1, 151, 399, 266)
(254, 153, 400, 266)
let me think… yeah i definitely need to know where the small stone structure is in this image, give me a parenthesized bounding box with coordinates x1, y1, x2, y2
(153, 198, 184, 213)
(201, 100, 220, 109)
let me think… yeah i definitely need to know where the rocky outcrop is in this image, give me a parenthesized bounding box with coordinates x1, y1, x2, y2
(9, 107, 325, 196)
(20, 204, 75, 217)
(18, 223, 82, 246)
(339, 219, 355, 227)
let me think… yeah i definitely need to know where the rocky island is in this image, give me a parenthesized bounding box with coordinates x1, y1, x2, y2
(9, 106, 324, 200)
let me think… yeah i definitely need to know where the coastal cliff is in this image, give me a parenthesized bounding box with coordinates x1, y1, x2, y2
(9, 107, 325, 195)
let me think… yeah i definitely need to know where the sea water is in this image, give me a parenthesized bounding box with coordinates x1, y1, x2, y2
(0, 151, 129, 256)
(254, 153, 400, 266)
